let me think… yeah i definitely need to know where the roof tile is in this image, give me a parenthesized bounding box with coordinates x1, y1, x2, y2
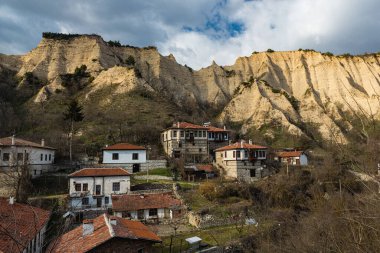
(69, 168, 130, 177)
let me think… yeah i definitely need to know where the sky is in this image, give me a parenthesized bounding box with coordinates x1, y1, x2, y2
(0, 0, 379, 69)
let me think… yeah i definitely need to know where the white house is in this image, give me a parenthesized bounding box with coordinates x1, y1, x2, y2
(275, 150, 308, 166)
(102, 143, 146, 173)
(68, 168, 131, 214)
(0, 136, 55, 177)
(0, 197, 50, 253)
(215, 141, 270, 182)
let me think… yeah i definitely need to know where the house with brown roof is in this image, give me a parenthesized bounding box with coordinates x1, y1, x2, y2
(275, 150, 308, 166)
(102, 143, 147, 173)
(68, 168, 131, 217)
(0, 135, 55, 177)
(0, 197, 50, 253)
(161, 122, 230, 162)
(112, 192, 183, 223)
(47, 214, 161, 253)
(215, 140, 270, 182)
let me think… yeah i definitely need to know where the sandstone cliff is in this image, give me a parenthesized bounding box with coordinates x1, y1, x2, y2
(1, 34, 379, 143)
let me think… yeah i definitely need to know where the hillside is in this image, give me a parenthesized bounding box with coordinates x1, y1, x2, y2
(0, 33, 379, 155)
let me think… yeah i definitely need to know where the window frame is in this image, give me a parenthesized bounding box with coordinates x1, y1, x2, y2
(3, 153, 10, 162)
(132, 153, 139, 160)
(112, 153, 119, 160)
(75, 183, 81, 192)
(112, 182, 121, 192)
(149, 208, 158, 216)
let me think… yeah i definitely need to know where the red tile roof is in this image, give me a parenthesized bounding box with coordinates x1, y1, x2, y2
(276, 151, 304, 158)
(166, 122, 229, 132)
(195, 164, 214, 172)
(112, 193, 181, 212)
(0, 198, 50, 253)
(206, 126, 228, 132)
(215, 142, 268, 151)
(47, 214, 161, 253)
(69, 168, 130, 177)
(0, 136, 55, 150)
(103, 143, 146, 150)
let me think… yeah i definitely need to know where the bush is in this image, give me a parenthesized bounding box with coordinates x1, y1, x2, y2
(267, 49, 275, 53)
(125, 56, 135, 65)
(322, 52, 334, 57)
(198, 182, 218, 201)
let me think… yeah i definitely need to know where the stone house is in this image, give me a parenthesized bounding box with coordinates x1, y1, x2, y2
(161, 122, 230, 162)
(47, 214, 161, 253)
(0, 197, 50, 253)
(112, 192, 182, 223)
(215, 141, 269, 182)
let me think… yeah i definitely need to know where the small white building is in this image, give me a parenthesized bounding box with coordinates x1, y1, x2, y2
(215, 141, 269, 182)
(102, 143, 146, 173)
(68, 168, 131, 213)
(275, 150, 308, 166)
(0, 136, 55, 177)
(112, 192, 183, 223)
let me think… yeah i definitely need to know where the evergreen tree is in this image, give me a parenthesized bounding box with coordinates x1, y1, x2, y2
(63, 100, 84, 162)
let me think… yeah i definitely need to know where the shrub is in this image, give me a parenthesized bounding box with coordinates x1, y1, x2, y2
(125, 56, 135, 65)
(225, 69, 236, 78)
(107, 40, 122, 47)
(198, 182, 218, 201)
(267, 49, 275, 53)
(322, 52, 334, 57)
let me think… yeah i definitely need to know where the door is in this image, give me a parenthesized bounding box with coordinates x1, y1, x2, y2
(95, 185, 101, 195)
(133, 164, 140, 173)
(96, 198, 102, 208)
(138, 210, 145, 220)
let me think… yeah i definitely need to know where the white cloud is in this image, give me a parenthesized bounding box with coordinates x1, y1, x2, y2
(0, 0, 380, 69)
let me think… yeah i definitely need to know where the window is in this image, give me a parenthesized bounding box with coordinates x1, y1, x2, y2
(112, 153, 119, 160)
(82, 198, 89, 205)
(45, 154, 47, 161)
(194, 131, 198, 137)
(233, 151, 236, 158)
(237, 151, 241, 158)
(40, 154, 43, 161)
(180, 131, 184, 137)
(105, 196, 109, 205)
(173, 130, 177, 137)
(17, 153, 23, 161)
(149, 208, 158, 216)
(25, 153, 29, 161)
(49, 154, 52, 161)
(225, 151, 227, 158)
(199, 148, 202, 152)
(34, 170, 37, 175)
(132, 153, 139, 160)
(203, 131, 207, 137)
(208, 133, 212, 138)
(112, 182, 120, 191)
(179, 142, 182, 148)
(221, 153, 223, 158)
(3, 153, 9, 161)
(75, 183, 81, 191)
(250, 169, 256, 177)
(82, 183, 88, 191)
(244, 150, 248, 158)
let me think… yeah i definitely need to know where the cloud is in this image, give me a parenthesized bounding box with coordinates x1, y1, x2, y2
(0, 0, 379, 69)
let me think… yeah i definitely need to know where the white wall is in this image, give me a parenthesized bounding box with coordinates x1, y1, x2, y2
(300, 154, 308, 166)
(102, 150, 146, 164)
(69, 175, 130, 210)
(162, 129, 208, 141)
(0, 146, 55, 167)
(217, 149, 266, 161)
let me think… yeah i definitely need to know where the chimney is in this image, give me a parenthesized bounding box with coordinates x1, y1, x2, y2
(177, 122, 180, 128)
(110, 218, 117, 225)
(9, 197, 14, 205)
(11, 135, 15, 145)
(83, 220, 94, 236)
(249, 139, 252, 145)
(41, 139, 45, 147)
(240, 140, 244, 148)
(223, 125, 226, 130)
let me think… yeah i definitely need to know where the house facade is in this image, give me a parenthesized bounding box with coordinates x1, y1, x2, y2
(68, 168, 130, 214)
(112, 192, 182, 223)
(275, 150, 308, 166)
(0, 136, 55, 177)
(161, 122, 230, 162)
(48, 214, 161, 253)
(0, 197, 50, 253)
(102, 143, 147, 173)
(215, 141, 269, 182)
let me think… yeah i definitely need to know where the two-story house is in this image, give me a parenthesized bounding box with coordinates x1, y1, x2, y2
(0, 136, 55, 177)
(215, 140, 269, 182)
(0, 197, 50, 253)
(68, 168, 131, 216)
(161, 122, 230, 162)
(102, 143, 146, 173)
